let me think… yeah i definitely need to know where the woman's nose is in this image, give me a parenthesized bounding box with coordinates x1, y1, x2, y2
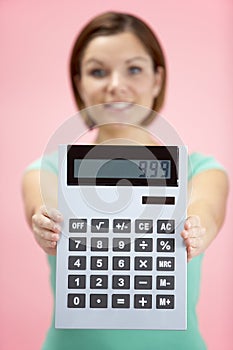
(106, 72, 127, 95)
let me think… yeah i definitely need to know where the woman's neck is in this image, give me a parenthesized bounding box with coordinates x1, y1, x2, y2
(94, 124, 159, 145)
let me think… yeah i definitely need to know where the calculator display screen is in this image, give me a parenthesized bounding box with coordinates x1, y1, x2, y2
(67, 145, 178, 186)
(74, 159, 171, 179)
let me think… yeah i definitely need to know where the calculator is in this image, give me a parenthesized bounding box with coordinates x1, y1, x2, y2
(55, 144, 187, 330)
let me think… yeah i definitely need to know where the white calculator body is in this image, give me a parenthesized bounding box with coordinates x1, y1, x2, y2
(55, 145, 187, 330)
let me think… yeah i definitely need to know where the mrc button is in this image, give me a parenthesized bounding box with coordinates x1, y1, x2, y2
(135, 219, 153, 233)
(157, 257, 175, 271)
(157, 220, 175, 234)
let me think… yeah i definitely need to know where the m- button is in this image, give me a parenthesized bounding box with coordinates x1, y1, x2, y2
(135, 220, 153, 234)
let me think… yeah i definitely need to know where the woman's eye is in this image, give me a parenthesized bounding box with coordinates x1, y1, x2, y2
(128, 66, 142, 75)
(89, 69, 106, 77)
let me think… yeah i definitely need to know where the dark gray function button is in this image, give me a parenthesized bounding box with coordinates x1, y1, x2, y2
(112, 294, 130, 308)
(135, 276, 152, 290)
(135, 219, 153, 234)
(69, 219, 87, 233)
(91, 219, 109, 233)
(157, 257, 175, 271)
(90, 294, 108, 308)
(157, 238, 175, 252)
(156, 295, 175, 309)
(156, 276, 175, 290)
(157, 220, 175, 234)
(135, 238, 153, 252)
(113, 219, 131, 233)
(134, 294, 152, 309)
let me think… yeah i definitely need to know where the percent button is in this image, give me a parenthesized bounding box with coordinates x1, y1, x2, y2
(157, 238, 175, 252)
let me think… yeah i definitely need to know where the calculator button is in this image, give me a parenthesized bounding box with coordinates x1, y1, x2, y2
(90, 294, 108, 308)
(69, 237, 86, 251)
(157, 257, 175, 271)
(134, 276, 152, 290)
(157, 220, 175, 234)
(91, 237, 109, 251)
(156, 276, 175, 290)
(113, 257, 130, 270)
(157, 238, 175, 252)
(135, 219, 153, 234)
(113, 219, 131, 233)
(91, 219, 109, 233)
(91, 256, 108, 270)
(113, 238, 131, 252)
(112, 275, 130, 289)
(112, 294, 130, 308)
(134, 238, 153, 252)
(67, 294, 86, 308)
(90, 275, 108, 289)
(69, 219, 87, 233)
(134, 294, 152, 309)
(68, 275, 86, 289)
(135, 257, 152, 271)
(68, 256, 86, 270)
(156, 295, 175, 309)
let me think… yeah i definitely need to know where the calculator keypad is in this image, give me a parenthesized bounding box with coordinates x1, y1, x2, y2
(67, 218, 176, 310)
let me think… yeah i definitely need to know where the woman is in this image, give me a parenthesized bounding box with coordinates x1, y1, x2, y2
(22, 11, 228, 350)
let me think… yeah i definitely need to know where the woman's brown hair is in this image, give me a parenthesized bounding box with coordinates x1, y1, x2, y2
(69, 11, 167, 127)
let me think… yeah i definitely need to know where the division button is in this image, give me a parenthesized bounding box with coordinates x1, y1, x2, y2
(135, 238, 153, 252)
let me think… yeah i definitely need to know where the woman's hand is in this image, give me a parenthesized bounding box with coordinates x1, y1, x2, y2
(181, 215, 206, 262)
(31, 205, 63, 255)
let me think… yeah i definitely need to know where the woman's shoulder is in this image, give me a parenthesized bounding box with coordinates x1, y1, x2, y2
(25, 151, 58, 174)
(188, 152, 225, 179)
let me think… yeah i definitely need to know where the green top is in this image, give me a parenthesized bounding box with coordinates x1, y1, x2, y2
(27, 151, 224, 350)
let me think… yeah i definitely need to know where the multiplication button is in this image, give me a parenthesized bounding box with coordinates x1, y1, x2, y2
(156, 295, 174, 309)
(135, 257, 152, 271)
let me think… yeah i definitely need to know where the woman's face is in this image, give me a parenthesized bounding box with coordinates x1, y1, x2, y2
(76, 32, 163, 119)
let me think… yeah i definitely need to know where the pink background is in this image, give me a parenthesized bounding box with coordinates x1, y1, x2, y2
(1, 0, 232, 349)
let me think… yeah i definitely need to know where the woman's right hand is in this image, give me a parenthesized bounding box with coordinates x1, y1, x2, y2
(31, 205, 63, 255)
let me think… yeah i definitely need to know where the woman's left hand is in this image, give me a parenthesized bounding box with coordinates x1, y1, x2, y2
(181, 215, 206, 262)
